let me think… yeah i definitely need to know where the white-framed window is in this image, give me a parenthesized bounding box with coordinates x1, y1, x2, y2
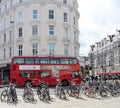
(18, 44, 23, 56)
(64, 44, 69, 56)
(18, 11, 23, 22)
(49, 25, 54, 35)
(9, 31, 12, 41)
(74, 47, 78, 56)
(4, 19, 7, 28)
(32, 43, 38, 55)
(19, 0, 23, 3)
(49, 43, 55, 55)
(73, 17, 76, 25)
(74, 31, 78, 41)
(4, 33, 6, 42)
(32, 25, 38, 35)
(10, 16, 13, 24)
(49, 10, 54, 19)
(10, 0, 13, 7)
(63, 0, 67, 4)
(18, 27, 22, 37)
(9, 47, 12, 57)
(5, 4, 7, 10)
(4, 48, 6, 59)
(64, 27, 68, 37)
(32, 10, 38, 19)
(63, 12, 67, 22)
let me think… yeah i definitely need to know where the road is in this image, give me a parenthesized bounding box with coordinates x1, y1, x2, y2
(0, 87, 120, 108)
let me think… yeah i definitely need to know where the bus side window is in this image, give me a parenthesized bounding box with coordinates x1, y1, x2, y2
(41, 72, 50, 78)
(71, 72, 74, 77)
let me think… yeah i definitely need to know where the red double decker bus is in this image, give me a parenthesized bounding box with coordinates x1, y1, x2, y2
(10, 56, 82, 86)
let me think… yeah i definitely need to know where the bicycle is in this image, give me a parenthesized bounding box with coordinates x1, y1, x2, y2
(1, 85, 10, 102)
(7, 83, 18, 105)
(37, 81, 50, 103)
(22, 82, 36, 103)
(55, 82, 66, 99)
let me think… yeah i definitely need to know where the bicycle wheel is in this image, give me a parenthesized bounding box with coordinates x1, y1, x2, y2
(75, 89, 80, 99)
(43, 93, 49, 103)
(1, 90, 8, 102)
(23, 93, 29, 102)
(37, 91, 43, 100)
(23, 92, 34, 103)
(7, 95, 13, 105)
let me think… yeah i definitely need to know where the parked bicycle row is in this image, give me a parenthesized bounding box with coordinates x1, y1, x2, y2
(79, 77, 120, 98)
(0, 78, 120, 105)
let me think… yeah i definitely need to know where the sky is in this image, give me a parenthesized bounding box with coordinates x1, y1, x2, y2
(78, 0, 120, 56)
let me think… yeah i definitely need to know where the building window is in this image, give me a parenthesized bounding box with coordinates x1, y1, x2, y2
(63, 12, 67, 22)
(9, 47, 12, 57)
(64, 27, 68, 37)
(73, 17, 76, 25)
(4, 33, 6, 42)
(32, 25, 38, 35)
(19, 0, 23, 3)
(9, 31, 12, 41)
(5, 4, 7, 10)
(4, 48, 6, 59)
(18, 27, 22, 37)
(32, 43, 38, 55)
(18, 44, 23, 56)
(49, 25, 54, 35)
(19, 11, 23, 22)
(74, 47, 78, 56)
(49, 43, 55, 56)
(10, 16, 13, 24)
(63, 0, 67, 4)
(32, 10, 38, 19)
(10, 0, 13, 7)
(49, 10, 54, 19)
(74, 31, 78, 41)
(64, 44, 69, 56)
(4, 19, 7, 28)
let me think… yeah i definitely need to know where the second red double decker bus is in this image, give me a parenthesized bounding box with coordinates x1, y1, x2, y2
(10, 56, 82, 86)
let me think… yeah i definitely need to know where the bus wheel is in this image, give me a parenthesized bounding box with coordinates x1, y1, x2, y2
(62, 80, 69, 86)
(25, 81, 32, 87)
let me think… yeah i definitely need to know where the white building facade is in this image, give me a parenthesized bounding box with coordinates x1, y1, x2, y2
(89, 30, 120, 75)
(0, 0, 80, 66)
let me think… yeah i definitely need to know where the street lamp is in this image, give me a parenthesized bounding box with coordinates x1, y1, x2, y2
(90, 45, 95, 75)
(10, 21, 14, 56)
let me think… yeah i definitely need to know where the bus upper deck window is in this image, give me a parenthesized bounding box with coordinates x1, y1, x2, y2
(50, 58, 59, 64)
(35, 58, 40, 64)
(70, 59, 77, 64)
(60, 59, 69, 64)
(25, 58, 34, 64)
(41, 58, 49, 64)
(13, 58, 24, 64)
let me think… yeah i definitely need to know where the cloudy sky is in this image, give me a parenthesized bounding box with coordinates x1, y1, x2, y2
(78, 0, 120, 56)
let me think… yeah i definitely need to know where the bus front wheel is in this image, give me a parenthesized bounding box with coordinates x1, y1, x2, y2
(62, 80, 69, 86)
(25, 81, 32, 87)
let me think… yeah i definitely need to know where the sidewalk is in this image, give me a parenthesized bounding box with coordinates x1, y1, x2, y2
(0, 95, 120, 108)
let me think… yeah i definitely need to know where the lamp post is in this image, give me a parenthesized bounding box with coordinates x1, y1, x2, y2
(10, 21, 14, 56)
(90, 45, 95, 76)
